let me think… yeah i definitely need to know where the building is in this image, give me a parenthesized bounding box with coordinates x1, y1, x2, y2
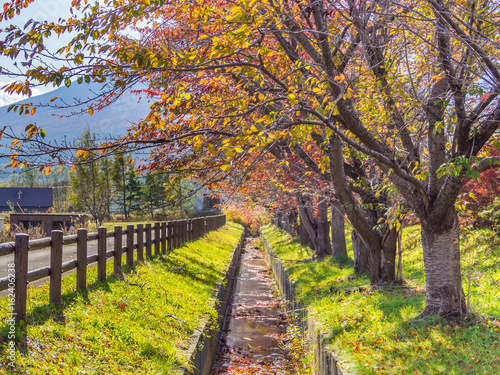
(0, 187, 53, 213)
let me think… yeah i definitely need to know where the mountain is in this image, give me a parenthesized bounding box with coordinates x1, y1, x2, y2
(0, 82, 152, 143)
(0, 83, 153, 181)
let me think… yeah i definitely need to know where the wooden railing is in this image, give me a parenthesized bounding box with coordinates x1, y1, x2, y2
(0, 215, 226, 322)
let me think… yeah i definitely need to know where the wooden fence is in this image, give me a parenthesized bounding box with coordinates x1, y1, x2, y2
(0, 215, 226, 323)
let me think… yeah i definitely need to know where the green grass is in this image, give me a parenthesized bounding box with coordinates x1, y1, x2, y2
(261, 224, 500, 374)
(0, 222, 243, 374)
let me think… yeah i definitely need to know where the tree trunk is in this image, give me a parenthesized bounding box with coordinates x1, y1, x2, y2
(299, 219, 311, 247)
(331, 200, 347, 257)
(296, 194, 332, 257)
(328, 135, 395, 283)
(288, 210, 299, 236)
(351, 230, 369, 274)
(381, 228, 398, 283)
(396, 228, 403, 283)
(315, 198, 332, 257)
(420, 211, 466, 318)
(283, 212, 291, 233)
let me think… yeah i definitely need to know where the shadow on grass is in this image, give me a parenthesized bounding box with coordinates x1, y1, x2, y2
(0, 228, 238, 347)
(0, 273, 120, 350)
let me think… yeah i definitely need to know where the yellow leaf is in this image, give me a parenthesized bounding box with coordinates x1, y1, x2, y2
(334, 74, 346, 82)
(76, 149, 89, 158)
(88, 106, 94, 116)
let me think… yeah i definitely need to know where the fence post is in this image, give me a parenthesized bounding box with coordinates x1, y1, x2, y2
(192, 219, 197, 240)
(172, 221, 177, 249)
(50, 230, 63, 306)
(167, 221, 173, 252)
(14, 233, 29, 323)
(175, 221, 181, 248)
(196, 218, 201, 239)
(180, 220, 185, 244)
(127, 224, 134, 268)
(145, 223, 152, 258)
(77, 228, 88, 291)
(161, 222, 167, 254)
(154, 222, 160, 256)
(114, 226, 123, 278)
(137, 224, 144, 262)
(97, 227, 107, 282)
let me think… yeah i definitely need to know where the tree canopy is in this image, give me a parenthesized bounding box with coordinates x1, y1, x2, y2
(1, 0, 499, 318)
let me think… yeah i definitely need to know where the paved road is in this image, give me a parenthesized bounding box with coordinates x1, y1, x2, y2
(0, 234, 129, 281)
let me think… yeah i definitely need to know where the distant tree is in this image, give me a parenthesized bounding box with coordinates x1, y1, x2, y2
(126, 172, 143, 216)
(48, 170, 72, 212)
(111, 154, 142, 220)
(165, 176, 196, 218)
(142, 172, 166, 219)
(70, 130, 112, 225)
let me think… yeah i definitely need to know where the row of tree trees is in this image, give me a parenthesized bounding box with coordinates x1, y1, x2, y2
(1, 0, 499, 320)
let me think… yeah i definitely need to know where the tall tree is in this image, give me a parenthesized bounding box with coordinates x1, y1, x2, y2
(142, 171, 167, 219)
(111, 154, 141, 220)
(70, 130, 112, 225)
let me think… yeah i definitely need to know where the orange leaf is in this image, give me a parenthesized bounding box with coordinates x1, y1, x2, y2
(431, 75, 444, 83)
(481, 93, 493, 102)
(88, 106, 94, 116)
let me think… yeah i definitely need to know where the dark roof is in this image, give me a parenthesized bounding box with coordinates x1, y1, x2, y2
(0, 188, 53, 209)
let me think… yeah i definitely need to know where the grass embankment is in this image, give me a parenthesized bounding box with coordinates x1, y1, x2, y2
(261, 225, 500, 374)
(0, 222, 244, 374)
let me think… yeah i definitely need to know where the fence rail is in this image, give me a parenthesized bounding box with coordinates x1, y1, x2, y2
(0, 215, 226, 322)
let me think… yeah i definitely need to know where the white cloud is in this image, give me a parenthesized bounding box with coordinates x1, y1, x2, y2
(0, 83, 47, 107)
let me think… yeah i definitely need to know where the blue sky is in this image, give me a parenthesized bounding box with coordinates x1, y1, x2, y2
(0, 0, 78, 106)
(0, 0, 144, 107)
